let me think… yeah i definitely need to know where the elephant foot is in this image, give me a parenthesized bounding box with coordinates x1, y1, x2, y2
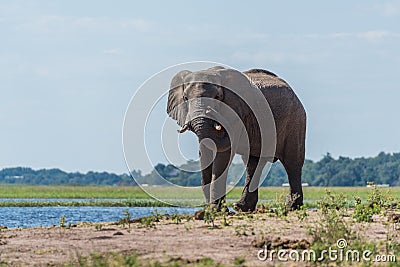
(232, 201, 257, 212)
(289, 194, 303, 210)
(194, 210, 205, 220)
(290, 203, 303, 210)
(233, 195, 258, 212)
(233, 188, 258, 212)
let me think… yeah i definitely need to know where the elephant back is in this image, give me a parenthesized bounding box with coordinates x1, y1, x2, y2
(244, 69, 291, 90)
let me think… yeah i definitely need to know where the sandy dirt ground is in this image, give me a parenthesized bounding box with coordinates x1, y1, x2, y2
(0, 210, 399, 266)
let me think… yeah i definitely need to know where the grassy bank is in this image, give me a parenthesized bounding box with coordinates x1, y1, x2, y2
(0, 185, 148, 199)
(0, 185, 399, 207)
(1, 184, 399, 199)
(0, 199, 170, 207)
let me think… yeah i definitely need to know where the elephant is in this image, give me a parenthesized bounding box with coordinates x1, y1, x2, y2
(167, 66, 306, 211)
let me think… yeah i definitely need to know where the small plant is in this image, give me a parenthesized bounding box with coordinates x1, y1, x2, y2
(219, 202, 232, 227)
(234, 224, 249, 236)
(353, 186, 391, 222)
(317, 189, 348, 211)
(94, 223, 103, 231)
(246, 214, 254, 220)
(201, 202, 232, 228)
(266, 193, 299, 218)
(307, 190, 385, 265)
(59, 215, 67, 228)
(250, 226, 255, 235)
(197, 257, 220, 266)
(235, 210, 245, 220)
(309, 191, 353, 254)
(204, 205, 217, 228)
(353, 197, 380, 222)
(385, 220, 400, 256)
(184, 214, 193, 222)
(72, 252, 139, 267)
(308, 210, 353, 264)
(118, 209, 131, 228)
(368, 185, 385, 206)
(136, 210, 162, 228)
(171, 213, 182, 224)
(385, 239, 400, 262)
(233, 257, 246, 266)
(150, 209, 163, 221)
(296, 204, 309, 222)
(139, 216, 157, 228)
(220, 212, 231, 227)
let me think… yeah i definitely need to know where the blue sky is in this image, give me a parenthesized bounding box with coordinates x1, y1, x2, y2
(1, 1, 399, 173)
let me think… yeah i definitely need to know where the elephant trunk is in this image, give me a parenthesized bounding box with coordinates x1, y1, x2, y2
(190, 117, 231, 152)
(183, 98, 232, 152)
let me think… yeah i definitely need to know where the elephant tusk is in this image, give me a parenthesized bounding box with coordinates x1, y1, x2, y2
(177, 124, 189, 133)
(215, 124, 222, 131)
(205, 106, 217, 114)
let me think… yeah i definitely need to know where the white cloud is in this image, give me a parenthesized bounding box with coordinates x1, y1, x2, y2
(16, 15, 154, 34)
(307, 31, 400, 42)
(33, 67, 50, 77)
(357, 31, 397, 42)
(120, 19, 153, 32)
(381, 1, 400, 16)
(231, 51, 312, 65)
(357, 1, 400, 17)
(102, 48, 122, 55)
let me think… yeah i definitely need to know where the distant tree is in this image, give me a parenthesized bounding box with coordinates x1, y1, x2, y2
(1, 151, 400, 186)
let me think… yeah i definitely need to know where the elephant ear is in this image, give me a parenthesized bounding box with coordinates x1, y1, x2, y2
(167, 70, 192, 127)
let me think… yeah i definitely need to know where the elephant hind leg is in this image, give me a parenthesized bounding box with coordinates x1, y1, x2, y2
(233, 156, 267, 212)
(280, 143, 305, 210)
(282, 161, 304, 210)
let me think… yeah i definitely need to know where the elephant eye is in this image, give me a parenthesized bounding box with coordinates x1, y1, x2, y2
(183, 95, 188, 101)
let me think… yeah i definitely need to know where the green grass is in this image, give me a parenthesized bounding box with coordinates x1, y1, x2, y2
(0, 199, 171, 207)
(301, 186, 400, 201)
(1, 185, 399, 207)
(64, 252, 223, 267)
(0, 185, 149, 199)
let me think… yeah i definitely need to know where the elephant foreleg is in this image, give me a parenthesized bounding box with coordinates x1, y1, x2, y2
(234, 156, 267, 212)
(210, 150, 232, 211)
(199, 143, 213, 203)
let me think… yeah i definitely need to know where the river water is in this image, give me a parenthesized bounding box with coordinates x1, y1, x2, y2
(0, 205, 198, 228)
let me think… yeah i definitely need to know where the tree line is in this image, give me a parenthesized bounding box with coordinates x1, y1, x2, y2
(0, 167, 139, 186)
(1, 152, 399, 186)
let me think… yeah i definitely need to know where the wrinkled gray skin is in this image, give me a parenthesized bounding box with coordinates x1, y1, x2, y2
(167, 66, 306, 211)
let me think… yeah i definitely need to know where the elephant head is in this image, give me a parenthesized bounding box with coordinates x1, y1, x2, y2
(167, 66, 254, 153)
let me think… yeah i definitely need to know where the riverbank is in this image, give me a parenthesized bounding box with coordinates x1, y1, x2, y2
(0, 208, 399, 266)
(1, 187, 399, 266)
